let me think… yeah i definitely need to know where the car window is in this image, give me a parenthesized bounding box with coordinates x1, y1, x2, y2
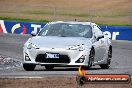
(38, 23, 92, 38)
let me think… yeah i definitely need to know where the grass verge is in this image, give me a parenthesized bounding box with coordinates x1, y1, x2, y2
(0, 16, 132, 26)
(0, 17, 49, 23)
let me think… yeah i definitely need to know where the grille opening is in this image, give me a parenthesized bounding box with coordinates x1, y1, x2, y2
(35, 54, 70, 63)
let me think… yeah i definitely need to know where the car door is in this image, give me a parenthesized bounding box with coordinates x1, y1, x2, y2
(92, 25, 106, 63)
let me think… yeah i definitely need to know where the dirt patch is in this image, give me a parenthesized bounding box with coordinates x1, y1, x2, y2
(0, 0, 132, 24)
(0, 77, 131, 88)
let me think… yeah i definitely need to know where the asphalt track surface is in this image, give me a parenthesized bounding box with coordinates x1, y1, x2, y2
(0, 33, 132, 77)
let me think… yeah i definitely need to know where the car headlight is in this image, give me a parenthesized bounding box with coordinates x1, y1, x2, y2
(69, 44, 85, 51)
(27, 43, 39, 49)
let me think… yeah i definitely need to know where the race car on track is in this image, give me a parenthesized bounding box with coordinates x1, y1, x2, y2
(23, 21, 112, 71)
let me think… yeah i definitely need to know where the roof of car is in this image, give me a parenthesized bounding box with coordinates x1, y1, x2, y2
(48, 21, 95, 25)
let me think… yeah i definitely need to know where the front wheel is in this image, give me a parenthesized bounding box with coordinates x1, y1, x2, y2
(23, 63, 36, 71)
(88, 49, 95, 69)
(100, 48, 112, 69)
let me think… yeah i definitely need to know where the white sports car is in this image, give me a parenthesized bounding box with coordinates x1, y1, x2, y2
(23, 21, 112, 71)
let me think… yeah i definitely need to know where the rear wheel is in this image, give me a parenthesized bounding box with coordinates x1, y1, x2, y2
(88, 48, 95, 69)
(23, 63, 36, 71)
(100, 47, 112, 69)
(45, 65, 54, 70)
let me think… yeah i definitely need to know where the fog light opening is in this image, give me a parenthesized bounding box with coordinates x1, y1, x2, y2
(25, 56, 31, 61)
(79, 58, 84, 63)
(76, 55, 85, 63)
(25, 53, 31, 61)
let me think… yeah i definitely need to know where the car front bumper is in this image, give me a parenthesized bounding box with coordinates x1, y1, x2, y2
(23, 47, 90, 66)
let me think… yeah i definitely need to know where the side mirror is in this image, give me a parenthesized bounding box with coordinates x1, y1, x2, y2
(96, 35, 104, 41)
(31, 32, 37, 36)
(104, 33, 108, 35)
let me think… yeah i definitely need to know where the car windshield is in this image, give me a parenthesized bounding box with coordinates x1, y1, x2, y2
(38, 23, 92, 38)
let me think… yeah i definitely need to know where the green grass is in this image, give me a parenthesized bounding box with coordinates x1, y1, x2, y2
(97, 23, 132, 26)
(0, 17, 49, 23)
(24, 10, 53, 15)
(22, 10, 92, 17)
(0, 16, 132, 26)
(22, 10, 132, 18)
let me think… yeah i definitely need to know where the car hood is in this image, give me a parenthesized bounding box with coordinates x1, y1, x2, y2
(29, 36, 90, 48)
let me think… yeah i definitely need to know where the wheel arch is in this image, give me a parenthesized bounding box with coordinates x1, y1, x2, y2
(91, 46, 95, 53)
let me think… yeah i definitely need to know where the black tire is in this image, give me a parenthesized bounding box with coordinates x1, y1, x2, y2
(100, 63, 110, 69)
(23, 64, 36, 71)
(88, 48, 95, 69)
(108, 46, 112, 58)
(100, 47, 112, 69)
(45, 65, 54, 70)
